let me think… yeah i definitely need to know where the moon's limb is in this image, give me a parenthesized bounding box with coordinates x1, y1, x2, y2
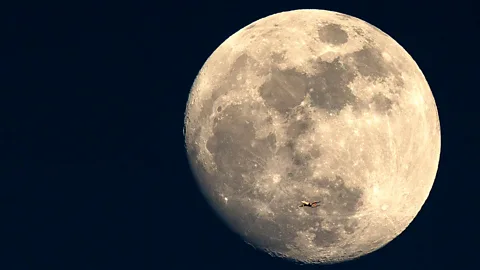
(185, 9, 440, 264)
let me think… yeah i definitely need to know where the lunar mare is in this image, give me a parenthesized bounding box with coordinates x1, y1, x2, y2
(184, 9, 440, 264)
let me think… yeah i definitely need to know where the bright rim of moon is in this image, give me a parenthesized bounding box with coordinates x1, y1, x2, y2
(184, 9, 441, 264)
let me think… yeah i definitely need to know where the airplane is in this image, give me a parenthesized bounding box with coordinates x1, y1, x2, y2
(299, 200, 320, 208)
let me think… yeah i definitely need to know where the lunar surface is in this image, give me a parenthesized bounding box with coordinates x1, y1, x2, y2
(184, 9, 440, 264)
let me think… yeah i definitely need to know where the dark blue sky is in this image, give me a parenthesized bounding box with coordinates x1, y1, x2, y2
(1, 0, 478, 269)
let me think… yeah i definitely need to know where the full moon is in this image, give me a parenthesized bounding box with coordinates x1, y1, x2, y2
(184, 9, 440, 264)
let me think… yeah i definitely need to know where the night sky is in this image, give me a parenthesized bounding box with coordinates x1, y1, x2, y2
(2, 0, 478, 269)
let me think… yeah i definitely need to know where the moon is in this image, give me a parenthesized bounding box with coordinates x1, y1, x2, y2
(184, 9, 440, 264)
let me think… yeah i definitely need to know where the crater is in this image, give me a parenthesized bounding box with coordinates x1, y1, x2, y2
(318, 24, 349, 45)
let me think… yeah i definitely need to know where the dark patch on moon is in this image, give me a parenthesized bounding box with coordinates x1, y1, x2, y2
(277, 143, 315, 180)
(225, 54, 251, 92)
(292, 147, 321, 167)
(393, 76, 405, 88)
(271, 51, 286, 64)
(255, 46, 403, 117)
(309, 148, 321, 159)
(351, 47, 391, 79)
(292, 152, 311, 167)
(198, 97, 214, 124)
(313, 228, 340, 247)
(343, 219, 359, 234)
(286, 137, 321, 167)
(349, 46, 404, 84)
(259, 56, 362, 115)
(265, 116, 273, 124)
(370, 92, 394, 113)
(307, 59, 358, 113)
(206, 104, 276, 187)
(318, 24, 349, 45)
(287, 120, 310, 139)
(212, 53, 256, 100)
(259, 68, 309, 114)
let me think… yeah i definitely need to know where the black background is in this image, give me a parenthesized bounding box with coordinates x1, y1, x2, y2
(2, 0, 478, 269)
